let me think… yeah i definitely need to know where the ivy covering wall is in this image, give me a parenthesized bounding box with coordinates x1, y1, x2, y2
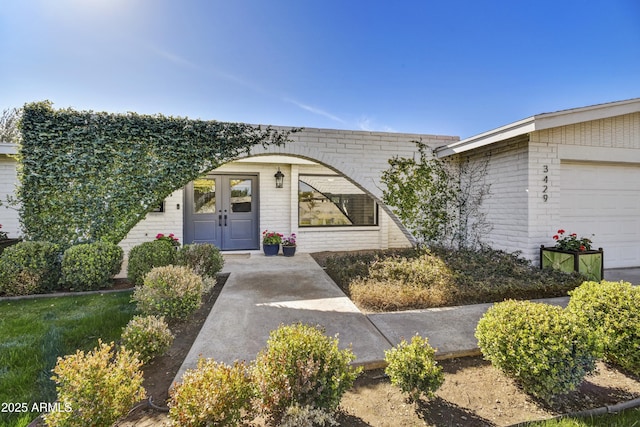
(19, 101, 293, 247)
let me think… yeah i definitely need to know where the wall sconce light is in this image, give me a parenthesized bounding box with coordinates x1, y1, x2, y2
(274, 167, 285, 188)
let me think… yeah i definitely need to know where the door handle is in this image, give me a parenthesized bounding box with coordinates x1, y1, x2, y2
(218, 214, 222, 226)
(224, 214, 227, 226)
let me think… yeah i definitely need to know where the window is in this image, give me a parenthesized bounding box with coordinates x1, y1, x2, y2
(298, 175, 378, 226)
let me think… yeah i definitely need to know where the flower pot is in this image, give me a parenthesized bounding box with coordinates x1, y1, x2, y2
(263, 244, 280, 256)
(540, 245, 603, 281)
(282, 245, 296, 257)
(0, 238, 22, 255)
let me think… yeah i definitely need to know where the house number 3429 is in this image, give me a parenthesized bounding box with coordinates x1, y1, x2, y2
(542, 165, 548, 202)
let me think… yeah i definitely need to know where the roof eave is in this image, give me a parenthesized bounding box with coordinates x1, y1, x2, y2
(0, 143, 18, 155)
(435, 117, 535, 158)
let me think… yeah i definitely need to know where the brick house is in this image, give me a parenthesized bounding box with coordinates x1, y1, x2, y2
(1, 97, 639, 267)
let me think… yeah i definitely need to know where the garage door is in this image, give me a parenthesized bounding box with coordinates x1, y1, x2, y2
(560, 162, 640, 268)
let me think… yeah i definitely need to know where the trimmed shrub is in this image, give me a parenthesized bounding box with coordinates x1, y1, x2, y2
(168, 358, 254, 427)
(475, 300, 601, 402)
(43, 340, 146, 427)
(279, 404, 338, 427)
(121, 315, 174, 363)
(127, 239, 177, 286)
(325, 247, 584, 312)
(252, 323, 361, 425)
(132, 265, 203, 320)
(60, 242, 123, 291)
(176, 243, 224, 279)
(0, 241, 62, 295)
(384, 335, 444, 401)
(567, 280, 640, 375)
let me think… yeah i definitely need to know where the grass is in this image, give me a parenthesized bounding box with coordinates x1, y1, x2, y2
(323, 247, 585, 311)
(0, 291, 136, 427)
(525, 408, 640, 426)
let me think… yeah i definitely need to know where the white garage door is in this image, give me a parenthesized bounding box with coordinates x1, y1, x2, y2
(560, 162, 640, 268)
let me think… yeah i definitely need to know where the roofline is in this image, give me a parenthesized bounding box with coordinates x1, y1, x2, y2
(436, 97, 640, 157)
(0, 142, 18, 155)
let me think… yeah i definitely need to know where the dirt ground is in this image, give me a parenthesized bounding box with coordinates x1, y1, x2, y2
(115, 272, 640, 427)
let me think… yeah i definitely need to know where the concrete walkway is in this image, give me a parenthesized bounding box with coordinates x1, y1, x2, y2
(174, 253, 393, 383)
(174, 253, 640, 385)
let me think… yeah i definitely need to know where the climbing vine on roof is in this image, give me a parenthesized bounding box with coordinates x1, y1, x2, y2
(19, 101, 294, 247)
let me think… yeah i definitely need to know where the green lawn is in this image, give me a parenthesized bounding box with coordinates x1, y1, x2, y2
(0, 291, 136, 427)
(526, 408, 640, 426)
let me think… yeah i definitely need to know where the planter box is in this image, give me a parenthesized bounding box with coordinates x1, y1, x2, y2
(540, 245, 603, 281)
(0, 238, 22, 255)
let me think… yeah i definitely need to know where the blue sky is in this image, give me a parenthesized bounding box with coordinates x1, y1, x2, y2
(1, 0, 639, 138)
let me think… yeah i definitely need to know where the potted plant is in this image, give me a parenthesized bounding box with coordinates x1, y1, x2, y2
(262, 230, 282, 256)
(0, 224, 21, 255)
(282, 233, 297, 257)
(540, 229, 603, 281)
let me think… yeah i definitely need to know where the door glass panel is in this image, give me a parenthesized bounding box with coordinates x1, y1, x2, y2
(230, 179, 252, 212)
(194, 177, 216, 214)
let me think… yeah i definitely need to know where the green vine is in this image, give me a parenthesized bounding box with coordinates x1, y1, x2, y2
(19, 101, 294, 247)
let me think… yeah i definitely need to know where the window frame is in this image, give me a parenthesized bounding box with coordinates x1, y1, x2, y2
(298, 174, 379, 227)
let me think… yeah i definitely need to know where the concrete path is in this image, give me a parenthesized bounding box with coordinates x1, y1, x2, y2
(174, 253, 392, 384)
(174, 255, 640, 386)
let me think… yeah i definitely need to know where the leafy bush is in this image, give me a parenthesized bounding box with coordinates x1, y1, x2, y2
(168, 358, 254, 427)
(323, 247, 584, 311)
(60, 242, 123, 291)
(176, 243, 224, 279)
(132, 265, 203, 320)
(252, 323, 361, 425)
(567, 280, 640, 375)
(0, 241, 62, 295)
(127, 239, 177, 286)
(279, 404, 338, 427)
(475, 300, 601, 402)
(384, 335, 444, 401)
(43, 340, 146, 427)
(121, 315, 174, 363)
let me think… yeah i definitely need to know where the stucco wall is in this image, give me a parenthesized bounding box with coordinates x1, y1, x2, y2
(0, 155, 20, 238)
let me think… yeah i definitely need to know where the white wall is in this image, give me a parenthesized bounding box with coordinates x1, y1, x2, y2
(0, 155, 20, 238)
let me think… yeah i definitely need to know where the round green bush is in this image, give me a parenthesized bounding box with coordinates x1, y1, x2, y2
(176, 243, 224, 278)
(169, 358, 254, 427)
(252, 323, 361, 425)
(121, 315, 174, 363)
(127, 239, 177, 286)
(43, 340, 146, 427)
(567, 280, 640, 375)
(475, 300, 601, 402)
(61, 242, 123, 291)
(132, 265, 203, 320)
(384, 334, 444, 401)
(0, 241, 62, 295)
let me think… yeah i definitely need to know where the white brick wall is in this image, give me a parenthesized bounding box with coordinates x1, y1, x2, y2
(118, 190, 184, 256)
(1, 127, 455, 254)
(461, 137, 530, 255)
(0, 155, 20, 238)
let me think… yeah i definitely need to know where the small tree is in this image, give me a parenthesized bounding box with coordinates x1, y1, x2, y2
(382, 140, 490, 249)
(0, 107, 21, 144)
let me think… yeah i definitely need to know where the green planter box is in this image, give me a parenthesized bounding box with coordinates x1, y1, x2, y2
(540, 245, 603, 281)
(0, 238, 22, 255)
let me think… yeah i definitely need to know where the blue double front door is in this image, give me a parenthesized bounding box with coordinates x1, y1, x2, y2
(184, 174, 259, 250)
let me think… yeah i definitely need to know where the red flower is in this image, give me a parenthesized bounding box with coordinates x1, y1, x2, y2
(553, 235, 559, 240)
(570, 233, 577, 237)
(557, 229, 565, 234)
(156, 233, 164, 239)
(579, 245, 586, 251)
